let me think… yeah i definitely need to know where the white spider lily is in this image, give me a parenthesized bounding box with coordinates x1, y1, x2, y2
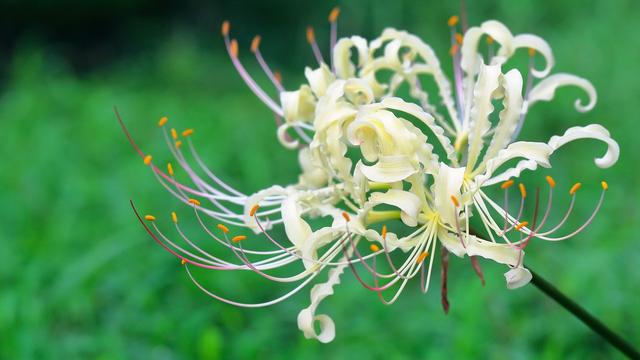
(121, 10, 618, 344)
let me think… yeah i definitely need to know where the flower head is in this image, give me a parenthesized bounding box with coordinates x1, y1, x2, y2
(121, 8, 618, 343)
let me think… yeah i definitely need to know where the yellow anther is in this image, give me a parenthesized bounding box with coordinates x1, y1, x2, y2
(143, 155, 152, 165)
(158, 116, 168, 127)
(181, 258, 187, 265)
(450, 195, 460, 207)
(188, 198, 201, 206)
(515, 221, 529, 231)
(171, 128, 178, 140)
(306, 26, 315, 43)
(370, 244, 380, 252)
(167, 163, 174, 176)
(342, 212, 351, 222)
(217, 224, 229, 233)
(230, 39, 239, 58)
(449, 43, 459, 56)
(182, 128, 194, 137)
(546, 175, 556, 188)
(249, 204, 260, 217)
(144, 215, 156, 221)
(455, 32, 463, 44)
(601, 180, 608, 191)
(528, 48, 536, 57)
(171, 211, 178, 223)
(232, 235, 247, 243)
(381, 225, 387, 240)
(569, 182, 582, 195)
(250, 35, 261, 53)
(501, 180, 515, 189)
(328, 6, 340, 22)
(519, 183, 527, 198)
(175, 140, 183, 149)
(416, 251, 430, 264)
(448, 15, 459, 27)
(486, 36, 494, 45)
(221, 20, 230, 36)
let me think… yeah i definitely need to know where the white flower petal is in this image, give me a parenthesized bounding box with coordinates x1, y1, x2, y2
(504, 266, 532, 289)
(281, 193, 314, 269)
(304, 64, 335, 98)
(527, 73, 597, 112)
(243, 185, 286, 233)
(358, 156, 417, 183)
(368, 189, 421, 227)
(465, 235, 520, 266)
(333, 36, 369, 79)
(438, 229, 467, 257)
(280, 85, 316, 123)
(432, 163, 466, 225)
(511, 34, 554, 78)
(547, 124, 619, 168)
(477, 141, 553, 186)
(298, 147, 329, 188)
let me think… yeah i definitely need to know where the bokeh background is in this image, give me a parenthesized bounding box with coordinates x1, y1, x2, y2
(1, 0, 639, 358)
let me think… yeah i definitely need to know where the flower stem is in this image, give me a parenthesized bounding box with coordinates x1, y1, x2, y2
(529, 268, 639, 359)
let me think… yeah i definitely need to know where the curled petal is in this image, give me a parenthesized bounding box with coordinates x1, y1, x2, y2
(298, 147, 329, 188)
(527, 73, 597, 112)
(358, 157, 417, 183)
(332, 36, 369, 79)
(305, 64, 336, 98)
(280, 85, 316, 123)
(547, 124, 619, 168)
(243, 185, 286, 232)
(298, 262, 348, 343)
(512, 34, 554, 78)
(504, 266, 533, 289)
(368, 189, 421, 226)
(477, 141, 553, 186)
(281, 193, 314, 269)
(277, 123, 300, 149)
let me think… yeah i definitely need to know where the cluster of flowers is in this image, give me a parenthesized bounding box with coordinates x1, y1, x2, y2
(121, 9, 618, 342)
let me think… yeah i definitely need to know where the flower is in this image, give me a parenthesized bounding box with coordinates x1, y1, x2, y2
(120, 8, 619, 343)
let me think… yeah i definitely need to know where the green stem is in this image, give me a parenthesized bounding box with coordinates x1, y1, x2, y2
(529, 269, 639, 359)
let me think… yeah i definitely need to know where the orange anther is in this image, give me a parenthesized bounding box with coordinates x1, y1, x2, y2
(447, 15, 459, 27)
(143, 155, 152, 165)
(274, 71, 282, 85)
(569, 182, 582, 195)
(170, 128, 178, 140)
(450, 195, 460, 207)
(328, 7, 340, 22)
(188, 198, 201, 206)
(230, 39, 238, 58)
(171, 212, 178, 223)
(416, 251, 429, 264)
(182, 128, 194, 137)
(449, 43, 459, 56)
(501, 180, 515, 189)
(546, 176, 556, 188)
(144, 215, 156, 221)
(528, 48, 536, 57)
(486, 36, 494, 45)
(515, 221, 529, 231)
(232, 235, 247, 243)
(221, 21, 230, 36)
(175, 140, 182, 149)
(181, 258, 187, 265)
(250, 35, 261, 53)
(519, 183, 527, 198)
(370, 244, 380, 252)
(601, 181, 608, 191)
(249, 204, 260, 217)
(306, 26, 315, 43)
(167, 163, 174, 176)
(455, 32, 463, 44)
(342, 212, 351, 222)
(217, 224, 229, 233)
(158, 116, 168, 127)
(381, 225, 387, 240)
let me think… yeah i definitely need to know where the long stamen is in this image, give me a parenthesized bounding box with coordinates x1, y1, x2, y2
(448, 15, 465, 121)
(328, 6, 340, 72)
(306, 26, 325, 66)
(250, 35, 285, 92)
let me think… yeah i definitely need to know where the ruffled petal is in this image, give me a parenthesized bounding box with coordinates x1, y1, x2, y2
(280, 85, 316, 123)
(527, 73, 597, 112)
(304, 64, 336, 98)
(547, 124, 619, 168)
(368, 189, 421, 226)
(476, 141, 553, 186)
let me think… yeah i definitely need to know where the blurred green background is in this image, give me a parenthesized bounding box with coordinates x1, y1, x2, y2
(1, 0, 638, 358)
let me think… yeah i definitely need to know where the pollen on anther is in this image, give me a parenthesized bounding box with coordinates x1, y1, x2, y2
(528, 48, 536, 57)
(143, 155, 152, 165)
(416, 251, 430, 264)
(144, 215, 156, 221)
(370, 244, 380, 252)
(486, 36, 494, 45)
(449, 44, 459, 56)
(230, 39, 239, 58)
(342, 212, 351, 222)
(450, 195, 460, 207)
(274, 71, 282, 85)
(455, 33, 463, 44)
(171, 212, 178, 223)
(170, 128, 178, 140)
(167, 163, 174, 176)
(306, 26, 315, 43)
(175, 140, 183, 149)
(569, 182, 582, 195)
(232, 235, 247, 243)
(249, 204, 260, 217)
(158, 116, 168, 127)
(181, 258, 187, 265)
(328, 7, 340, 22)
(182, 129, 194, 137)
(519, 183, 527, 198)
(250, 35, 261, 53)
(188, 198, 201, 206)
(515, 221, 529, 231)
(448, 15, 459, 27)
(546, 176, 556, 188)
(381, 225, 387, 240)
(601, 181, 608, 191)
(217, 224, 229, 233)
(221, 21, 230, 36)
(501, 180, 515, 189)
